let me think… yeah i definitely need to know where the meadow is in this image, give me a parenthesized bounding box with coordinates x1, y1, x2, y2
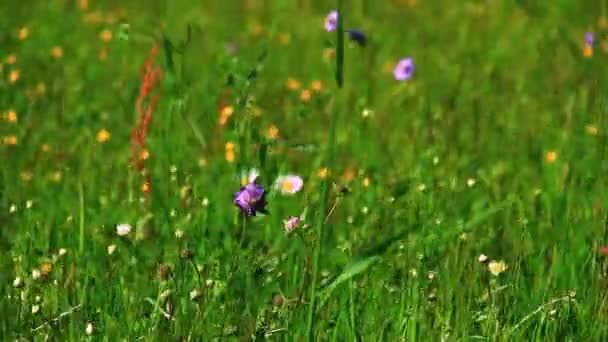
(1, 0, 608, 340)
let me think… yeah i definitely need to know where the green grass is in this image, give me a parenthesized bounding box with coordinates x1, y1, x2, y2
(2, 0, 608, 340)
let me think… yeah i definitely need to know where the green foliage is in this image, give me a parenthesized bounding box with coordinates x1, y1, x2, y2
(1, 0, 608, 340)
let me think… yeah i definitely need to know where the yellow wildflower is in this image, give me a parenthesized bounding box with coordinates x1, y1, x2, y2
(100, 29, 113, 42)
(7, 54, 16, 65)
(545, 151, 557, 163)
(6, 109, 17, 123)
(266, 125, 279, 139)
(3, 136, 17, 145)
(225, 142, 236, 163)
(18, 27, 29, 40)
(286, 78, 301, 91)
(96, 129, 110, 143)
(51, 46, 64, 59)
(9, 70, 20, 83)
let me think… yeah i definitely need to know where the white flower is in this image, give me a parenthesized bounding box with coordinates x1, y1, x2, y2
(478, 254, 489, 263)
(240, 168, 259, 185)
(274, 175, 303, 194)
(116, 223, 132, 236)
(488, 260, 508, 276)
(107, 244, 117, 255)
(85, 322, 94, 335)
(32, 269, 41, 280)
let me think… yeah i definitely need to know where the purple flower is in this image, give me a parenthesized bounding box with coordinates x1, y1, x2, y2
(586, 31, 594, 46)
(393, 58, 415, 81)
(346, 29, 367, 46)
(325, 10, 338, 32)
(234, 181, 268, 216)
(283, 216, 301, 233)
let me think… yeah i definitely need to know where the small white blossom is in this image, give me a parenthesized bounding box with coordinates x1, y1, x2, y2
(116, 223, 132, 236)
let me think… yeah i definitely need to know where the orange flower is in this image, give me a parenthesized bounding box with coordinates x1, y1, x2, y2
(583, 45, 593, 58)
(17, 27, 29, 40)
(3, 136, 17, 145)
(266, 125, 279, 139)
(219, 105, 234, 126)
(286, 78, 301, 90)
(140, 149, 150, 160)
(100, 29, 113, 42)
(79, 0, 88, 10)
(96, 129, 110, 143)
(6, 109, 17, 123)
(9, 70, 20, 83)
(142, 181, 151, 193)
(545, 151, 557, 163)
(300, 89, 312, 102)
(6, 54, 16, 65)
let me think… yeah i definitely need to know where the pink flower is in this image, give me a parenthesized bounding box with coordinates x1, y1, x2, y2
(274, 175, 303, 195)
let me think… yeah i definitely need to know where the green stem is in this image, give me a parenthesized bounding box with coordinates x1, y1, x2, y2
(78, 181, 85, 256)
(306, 0, 344, 339)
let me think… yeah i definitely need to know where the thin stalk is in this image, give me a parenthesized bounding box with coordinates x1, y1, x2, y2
(306, 0, 344, 339)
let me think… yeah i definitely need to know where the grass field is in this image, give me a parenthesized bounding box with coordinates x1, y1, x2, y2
(2, 0, 608, 340)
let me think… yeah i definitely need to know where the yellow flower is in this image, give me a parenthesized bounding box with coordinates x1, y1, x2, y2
(286, 78, 301, 91)
(545, 151, 557, 163)
(96, 129, 111, 143)
(142, 181, 151, 193)
(6, 109, 17, 123)
(100, 29, 113, 42)
(362, 177, 371, 187)
(3, 136, 17, 145)
(41, 144, 50, 152)
(311, 80, 323, 92)
(7, 54, 16, 65)
(18, 27, 29, 40)
(318, 167, 329, 179)
(79, 0, 89, 10)
(9, 70, 20, 83)
(266, 125, 279, 139)
(279, 32, 291, 45)
(300, 89, 312, 102)
(487, 260, 507, 276)
(225, 142, 236, 162)
(586, 124, 598, 136)
(51, 46, 64, 59)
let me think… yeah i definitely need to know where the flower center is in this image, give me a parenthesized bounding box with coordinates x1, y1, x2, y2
(281, 180, 294, 192)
